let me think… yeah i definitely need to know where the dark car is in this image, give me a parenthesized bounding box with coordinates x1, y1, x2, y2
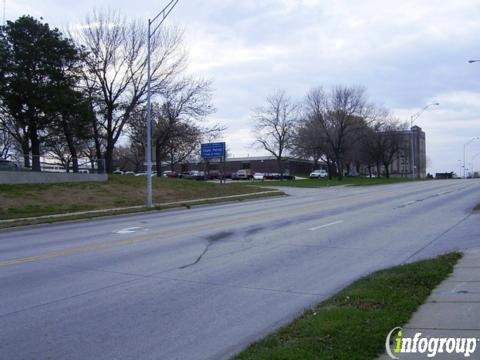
(163, 171, 178, 178)
(0, 159, 19, 171)
(182, 170, 206, 180)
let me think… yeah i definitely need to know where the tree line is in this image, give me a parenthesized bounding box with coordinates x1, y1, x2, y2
(0, 12, 218, 174)
(253, 87, 409, 180)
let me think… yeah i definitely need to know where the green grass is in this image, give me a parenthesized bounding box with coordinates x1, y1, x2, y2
(475, 203, 480, 211)
(255, 177, 415, 188)
(0, 175, 279, 220)
(235, 252, 461, 360)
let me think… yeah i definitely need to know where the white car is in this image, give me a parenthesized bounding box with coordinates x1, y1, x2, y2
(253, 172, 265, 180)
(309, 169, 328, 178)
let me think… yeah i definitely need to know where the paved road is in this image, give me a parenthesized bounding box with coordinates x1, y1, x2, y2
(1, 180, 479, 360)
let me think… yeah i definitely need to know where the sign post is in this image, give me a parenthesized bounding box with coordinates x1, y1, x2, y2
(201, 142, 226, 183)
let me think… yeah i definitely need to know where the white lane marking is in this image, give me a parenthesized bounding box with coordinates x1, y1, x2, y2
(309, 220, 343, 231)
(116, 227, 142, 234)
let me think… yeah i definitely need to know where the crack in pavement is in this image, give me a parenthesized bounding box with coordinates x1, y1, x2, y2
(179, 231, 234, 269)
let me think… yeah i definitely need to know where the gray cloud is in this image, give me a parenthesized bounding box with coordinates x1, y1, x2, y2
(7, 0, 480, 173)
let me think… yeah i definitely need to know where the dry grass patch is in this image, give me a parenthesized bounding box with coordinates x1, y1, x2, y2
(0, 175, 278, 220)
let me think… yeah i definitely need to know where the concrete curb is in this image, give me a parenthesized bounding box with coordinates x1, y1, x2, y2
(0, 190, 284, 224)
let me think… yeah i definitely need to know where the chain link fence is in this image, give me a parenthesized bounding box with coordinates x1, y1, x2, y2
(0, 155, 106, 174)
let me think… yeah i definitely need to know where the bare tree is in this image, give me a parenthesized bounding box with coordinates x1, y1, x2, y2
(360, 117, 407, 178)
(292, 115, 340, 178)
(128, 78, 218, 174)
(0, 110, 29, 164)
(304, 86, 375, 180)
(74, 10, 187, 173)
(253, 90, 299, 179)
(0, 122, 12, 159)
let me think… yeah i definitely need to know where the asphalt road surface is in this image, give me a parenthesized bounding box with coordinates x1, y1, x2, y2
(1, 179, 479, 360)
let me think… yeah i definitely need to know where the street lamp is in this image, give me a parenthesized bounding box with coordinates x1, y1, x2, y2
(470, 152, 480, 177)
(146, 0, 180, 208)
(409, 102, 440, 178)
(463, 137, 479, 178)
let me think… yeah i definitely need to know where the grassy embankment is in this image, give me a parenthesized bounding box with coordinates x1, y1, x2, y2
(235, 252, 461, 360)
(0, 175, 281, 222)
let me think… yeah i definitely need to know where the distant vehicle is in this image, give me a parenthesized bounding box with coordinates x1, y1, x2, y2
(310, 169, 328, 178)
(264, 173, 277, 180)
(78, 169, 90, 174)
(253, 172, 265, 180)
(124, 171, 135, 176)
(183, 170, 206, 180)
(134, 172, 146, 176)
(365, 174, 377, 178)
(207, 170, 222, 180)
(163, 171, 177, 178)
(233, 169, 253, 180)
(0, 159, 19, 171)
(113, 169, 124, 175)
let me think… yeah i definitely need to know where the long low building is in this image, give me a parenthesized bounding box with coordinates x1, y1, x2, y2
(164, 156, 318, 176)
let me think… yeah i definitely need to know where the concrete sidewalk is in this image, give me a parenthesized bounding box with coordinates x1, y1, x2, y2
(380, 249, 480, 359)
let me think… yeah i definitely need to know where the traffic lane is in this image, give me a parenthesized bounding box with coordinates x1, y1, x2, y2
(2, 193, 475, 360)
(0, 275, 320, 360)
(0, 179, 468, 255)
(148, 181, 479, 295)
(0, 181, 479, 359)
(409, 213, 480, 262)
(3, 178, 467, 274)
(0, 179, 472, 262)
(6, 178, 473, 321)
(1, 179, 476, 312)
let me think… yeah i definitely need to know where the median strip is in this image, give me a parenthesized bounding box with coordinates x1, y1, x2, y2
(0, 190, 284, 227)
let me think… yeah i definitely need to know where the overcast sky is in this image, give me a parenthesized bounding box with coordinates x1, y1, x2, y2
(8, 0, 480, 174)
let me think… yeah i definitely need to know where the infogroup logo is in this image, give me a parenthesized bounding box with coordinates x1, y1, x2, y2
(385, 327, 479, 359)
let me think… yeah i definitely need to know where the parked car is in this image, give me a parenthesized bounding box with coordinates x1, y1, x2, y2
(135, 172, 146, 176)
(233, 169, 253, 180)
(309, 169, 328, 178)
(124, 171, 135, 176)
(113, 169, 124, 175)
(0, 159, 19, 171)
(182, 170, 206, 180)
(253, 172, 265, 180)
(163, 171, 177, 178)
(264, 172, 280, 180)
(264, 172, 295, 180)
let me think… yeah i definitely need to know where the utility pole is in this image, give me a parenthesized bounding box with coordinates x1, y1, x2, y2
(409, 103, 439, 179)
(463, 137, 479, 178)
(145, 0, 180, 208)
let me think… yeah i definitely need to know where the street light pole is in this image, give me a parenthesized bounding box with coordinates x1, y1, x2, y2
(463, 138, 479, 178)
(409, 103, 439, 179)
(145, 0, 180, 208)
(471, 152, 480, 177)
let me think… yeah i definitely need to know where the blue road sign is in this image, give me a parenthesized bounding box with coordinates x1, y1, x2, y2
(201, 142, 225, 159)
